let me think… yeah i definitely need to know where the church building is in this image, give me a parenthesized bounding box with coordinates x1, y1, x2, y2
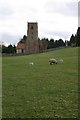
(16, 22, 39, 54)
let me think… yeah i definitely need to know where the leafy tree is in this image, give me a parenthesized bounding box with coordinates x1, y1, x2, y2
(13, 45, 16, 53)
(2, 44, 16, 54)
(65, 40, 68, 46)
(58, 39, 65, 47)
(0, 47, 1, 53)
(76, 27, 80, 46)
(2, 45, 7, 53)
(70, 34, 76, 47)
(48, 39, 54, 49)
(54, 40, 58, 48)
(19, 35, 27, 43)
(7, 44, 14, 53)
(65, 40, 70, 46)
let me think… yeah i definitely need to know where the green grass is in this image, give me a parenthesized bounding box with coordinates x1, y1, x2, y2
(0, 56, 2, 119)
(2, 47, 78, 118)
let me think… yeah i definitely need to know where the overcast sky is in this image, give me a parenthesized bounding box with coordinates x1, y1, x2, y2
(0, 0, 79, 46)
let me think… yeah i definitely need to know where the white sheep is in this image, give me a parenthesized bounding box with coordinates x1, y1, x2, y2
(49, 58, 63, 65)
(29, 62, 34, 65)
(57, 59, 63, 63)
(49, 59, 58, 65)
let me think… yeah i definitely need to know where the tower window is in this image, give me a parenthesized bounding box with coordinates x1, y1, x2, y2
(31, 26, 33, 29)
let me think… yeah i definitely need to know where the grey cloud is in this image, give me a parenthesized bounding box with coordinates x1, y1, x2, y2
(65, 2, 78, 16)
(1, 33, 20, 45)
(78, 1, 80, 26)
(45, 31, 72, 40)
(0, 3, 13, 19)
(78, 1, 80, 16)
(45, 1, 78, 17)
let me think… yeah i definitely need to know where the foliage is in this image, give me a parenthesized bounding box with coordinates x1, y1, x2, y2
(69, 27, 80, 47)
(40, 38, 65, 50)
(19, 35, 27, 43)
(48, 38, 54, 49)
(76, 27, 80, 46)
(2, 44, 16, 54)
(70, 34, 76, 47)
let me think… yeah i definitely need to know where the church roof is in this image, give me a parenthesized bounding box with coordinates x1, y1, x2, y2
(17, 43, 26, 49)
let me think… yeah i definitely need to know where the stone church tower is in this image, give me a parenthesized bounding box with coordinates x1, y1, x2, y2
(26, 22, 39, 53)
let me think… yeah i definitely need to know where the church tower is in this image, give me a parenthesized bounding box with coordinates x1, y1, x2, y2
(26, 22, 39, 53)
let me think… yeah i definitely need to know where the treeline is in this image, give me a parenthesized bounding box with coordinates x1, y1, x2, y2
(2, 44, 16, 54)
(2, 27, 80, 54)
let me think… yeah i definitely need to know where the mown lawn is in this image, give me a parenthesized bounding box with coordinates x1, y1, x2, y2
(2, 47, 78, 118)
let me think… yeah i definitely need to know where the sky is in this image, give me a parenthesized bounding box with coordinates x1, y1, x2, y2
(0, 0, 79, 46)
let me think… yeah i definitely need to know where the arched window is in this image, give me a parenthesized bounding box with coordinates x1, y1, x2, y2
(31, 26, 33, 29)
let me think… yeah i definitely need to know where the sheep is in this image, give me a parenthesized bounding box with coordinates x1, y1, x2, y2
(29, 62, 34, 65)
(49, 58, 63, 65)
(57, 59, 63, 63)
(49, 59, 58, 65)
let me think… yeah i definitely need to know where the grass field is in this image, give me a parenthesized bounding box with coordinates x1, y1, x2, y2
(0, 56, 2, 119)
(2, 47, 78, 118)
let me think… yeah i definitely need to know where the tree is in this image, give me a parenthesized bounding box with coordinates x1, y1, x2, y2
(58, 39, 65, 47)
(54, 40, 58, 48)
(2, 45, 7, 53)
(70, 34, 76, 46)
(19, 35, 27, 43)
(13, 45, 16, 53)
(48, 39, 54, 49)
(7, 44, 14, 53)
(76, 27, 80, 46)
(2, 44, 16, 54)
(67, 40, 71, 46)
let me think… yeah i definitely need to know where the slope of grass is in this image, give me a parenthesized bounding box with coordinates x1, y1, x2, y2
(2, 47, 78, 118)
(0, 56, 2, 119)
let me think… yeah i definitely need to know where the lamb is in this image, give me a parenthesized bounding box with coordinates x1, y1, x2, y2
(29, 62, 34, 65)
